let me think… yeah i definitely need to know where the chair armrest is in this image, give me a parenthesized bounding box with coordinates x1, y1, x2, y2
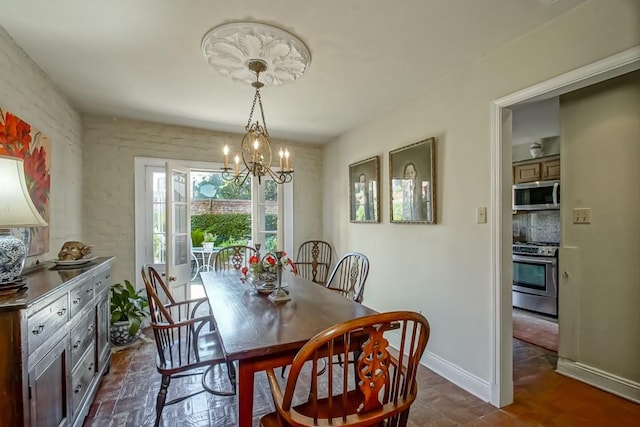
(151, 315, 213, 330)
(164, 298, 211, 320)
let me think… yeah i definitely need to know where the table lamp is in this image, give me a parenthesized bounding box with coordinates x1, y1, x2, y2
(0, 155, 48, 285)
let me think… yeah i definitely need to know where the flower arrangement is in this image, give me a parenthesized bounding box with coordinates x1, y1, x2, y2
(241, 252, 298, 281)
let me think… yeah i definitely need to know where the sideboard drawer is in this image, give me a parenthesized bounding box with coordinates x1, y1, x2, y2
(94, 268, 111, 296)
(28, 294, 69, 351)
(70, 278, 94, 318)
(71, 345, 96, 417)
(70, 311, 96, 368)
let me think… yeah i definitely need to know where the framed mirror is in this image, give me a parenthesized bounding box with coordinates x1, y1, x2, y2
(349, 156, 380, 223)
(389, 137, 436, 224)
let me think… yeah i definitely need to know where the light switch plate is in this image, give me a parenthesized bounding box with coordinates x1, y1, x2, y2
(476, 207, 487, 224)
(573, 208, 591, 224)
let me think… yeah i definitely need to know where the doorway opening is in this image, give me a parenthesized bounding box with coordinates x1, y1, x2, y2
(490, 46, 640, 407)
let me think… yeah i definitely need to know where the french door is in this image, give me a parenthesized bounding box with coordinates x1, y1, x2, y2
(165, 162, 191, 301)
(135, 157, 291, 292)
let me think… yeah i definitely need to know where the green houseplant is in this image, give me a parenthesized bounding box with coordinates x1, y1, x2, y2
(202, 232, 217, 250)
(110, 280, 149, 345)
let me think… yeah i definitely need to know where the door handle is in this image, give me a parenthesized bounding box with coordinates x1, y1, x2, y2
(168, 276, 177, 282)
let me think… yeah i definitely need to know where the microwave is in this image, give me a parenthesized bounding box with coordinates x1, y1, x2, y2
(512, 180, 560, 211)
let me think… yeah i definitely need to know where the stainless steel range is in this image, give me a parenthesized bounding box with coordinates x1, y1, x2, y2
(513, 242, 559, 317)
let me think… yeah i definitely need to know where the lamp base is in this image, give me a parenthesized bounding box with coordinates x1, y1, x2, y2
(0, 231, 28, 285)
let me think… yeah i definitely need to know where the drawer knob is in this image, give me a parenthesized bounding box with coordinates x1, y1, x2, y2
(32, 324, 45, 335)
(57, 308, 67, 316)
(88, 325, 94, 334)
(73, 340, 82, 349)
(96, 280, 102, 287)
(73, 297, 81, 304)
(86, 287, 93, 294)
(74, 384, 83, 394)
(88, 363, 94, 372)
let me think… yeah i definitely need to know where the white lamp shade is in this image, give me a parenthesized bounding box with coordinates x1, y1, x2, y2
(0, 155, 48, 227)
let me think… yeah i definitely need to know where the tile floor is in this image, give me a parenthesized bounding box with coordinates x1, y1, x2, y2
(83, 331, 640, 426)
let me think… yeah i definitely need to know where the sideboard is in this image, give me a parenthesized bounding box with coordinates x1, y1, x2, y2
(0, 257, 114, 427)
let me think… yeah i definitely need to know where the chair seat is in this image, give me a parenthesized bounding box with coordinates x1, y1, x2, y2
(261, 390, 387, 427)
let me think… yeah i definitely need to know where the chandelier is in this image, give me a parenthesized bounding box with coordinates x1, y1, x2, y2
(201, 22, 311, 186)
(221, 59, 292, 186)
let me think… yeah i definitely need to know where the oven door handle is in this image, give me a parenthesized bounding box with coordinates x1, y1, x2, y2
(513, 254, 556, 265)
(553, 182, 559, 206)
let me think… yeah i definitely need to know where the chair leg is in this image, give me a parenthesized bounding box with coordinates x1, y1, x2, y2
(155, 375, 171, 427)
(227, 361, 237, 393)
(280, 365, 287, 378)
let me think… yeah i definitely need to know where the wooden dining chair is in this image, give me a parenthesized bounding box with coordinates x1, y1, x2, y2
(260, 311, 430, 427)
(295, 240, 333, 285)
(281, 251, 369, 379)
(141, 265, 236, 427)
(213, 245, 257, 271)
(325, 252, 369, 303)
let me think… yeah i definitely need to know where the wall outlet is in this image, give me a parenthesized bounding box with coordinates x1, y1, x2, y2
(476, 207, 487, 224)
(573, 208, 591, 224)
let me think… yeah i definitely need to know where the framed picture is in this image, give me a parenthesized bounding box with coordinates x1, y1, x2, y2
(389, 137, 436, 224)
(0, 108, 51, 254)
(349, 156, 380, 223)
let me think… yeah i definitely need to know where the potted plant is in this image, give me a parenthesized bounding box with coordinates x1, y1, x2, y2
(110, 280, 149, 346)
(202, 232, 217, 250)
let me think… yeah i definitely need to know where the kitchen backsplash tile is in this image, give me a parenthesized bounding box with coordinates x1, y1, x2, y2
(513, 211, 560, 243)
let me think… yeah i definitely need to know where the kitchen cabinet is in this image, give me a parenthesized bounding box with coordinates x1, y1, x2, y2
(0, 257, 113, 427)
(513, 156, 560, 183)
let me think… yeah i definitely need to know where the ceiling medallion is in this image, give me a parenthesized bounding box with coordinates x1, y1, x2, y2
(201, 22, 311, 86)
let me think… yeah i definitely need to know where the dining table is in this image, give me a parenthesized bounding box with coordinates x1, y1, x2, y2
(200, 269, 378, 427)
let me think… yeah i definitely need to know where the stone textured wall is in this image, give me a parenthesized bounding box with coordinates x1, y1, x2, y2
(0, 26, 84, 266)
(190, 199, 277, 215)
(83, 116, 323, 283)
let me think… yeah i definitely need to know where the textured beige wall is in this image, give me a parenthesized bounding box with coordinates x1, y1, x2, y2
(82, 116, 323, 284)
(559, 71, 640, 382)
(323, 0, 640, 388)
(0, 26, 84, 264)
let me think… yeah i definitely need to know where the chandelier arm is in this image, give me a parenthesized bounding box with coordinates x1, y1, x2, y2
(264, 166, 294, 185)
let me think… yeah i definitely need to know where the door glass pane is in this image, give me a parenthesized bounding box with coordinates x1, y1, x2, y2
(153, 204, 165, 233)
(174, 234, 187, 266)
(173, 171, 187, 203)
(174, 204, 187, 234)
(152, 171, 166, 264)
(153, 233, 165, 264)
(153, 172, 166, 202)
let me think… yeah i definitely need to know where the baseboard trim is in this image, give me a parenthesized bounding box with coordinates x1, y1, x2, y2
(422, 350, 492, 402)
(387, 330, 492, 402)
(557, 357, 640, 404)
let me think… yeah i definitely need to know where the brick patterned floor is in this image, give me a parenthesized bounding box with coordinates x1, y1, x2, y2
(83, 334, 640, 426)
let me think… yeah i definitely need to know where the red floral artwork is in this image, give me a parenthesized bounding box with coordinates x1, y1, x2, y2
(0, 109, 51, 255)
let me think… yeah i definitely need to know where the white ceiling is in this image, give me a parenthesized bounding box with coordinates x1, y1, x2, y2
(0, 0, 586, 143)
